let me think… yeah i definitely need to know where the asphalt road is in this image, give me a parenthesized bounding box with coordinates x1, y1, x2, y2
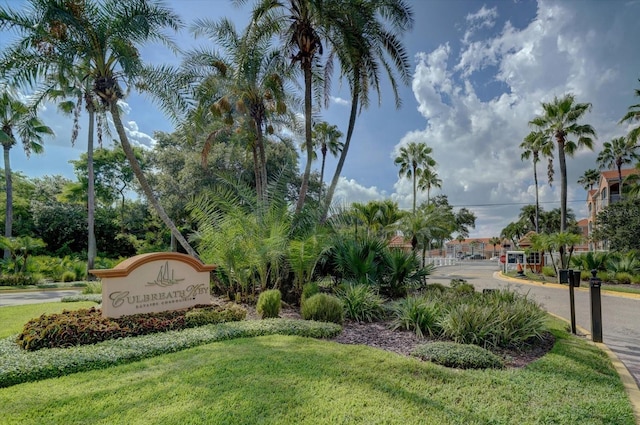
(430, 261, 640, 387)
(0, 289, 82, 307)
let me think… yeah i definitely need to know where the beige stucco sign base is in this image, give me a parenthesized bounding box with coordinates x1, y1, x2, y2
(90, 253, 216, 318)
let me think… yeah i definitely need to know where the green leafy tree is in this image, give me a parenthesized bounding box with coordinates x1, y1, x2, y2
(394, 141, 436, 214)
(0, 87, 53, 259)
(592, 198, 640, 252)
(0, 0, 199, 257)
(529, 94, 596, 232)
(596, 136, 639, 201)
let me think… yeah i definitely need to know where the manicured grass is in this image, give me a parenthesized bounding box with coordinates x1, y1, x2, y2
(0, 319, 634, 424)
(0, 302, 96, 339)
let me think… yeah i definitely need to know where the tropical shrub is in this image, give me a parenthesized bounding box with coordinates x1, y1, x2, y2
(379, 249, 430, 298)
(326, 236, 388, 285)
(439, 304, 496, 347)
(570, 251, 608, 271)
(301, 293, 344, 324)
(82, 281, 102, 294)
(336, 283, 386, 322)
(60, 271, 76, 282)
(411, 341, 504, 369)
(389, 296, 442, 338)
(541, 266, 556, 277)
(0, 274, 39, 286)
(607, 252, 640, 275)
(257, 289, 281, 319)
(16, 304, 247, 351)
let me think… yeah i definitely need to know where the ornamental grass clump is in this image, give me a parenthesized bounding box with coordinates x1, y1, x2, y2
(411, 341, 504, 369)
(301, 293, 344, 324)
(257, 289, 281, 319)
(336, 283, 386, 322)
(389, 295, 443, 338)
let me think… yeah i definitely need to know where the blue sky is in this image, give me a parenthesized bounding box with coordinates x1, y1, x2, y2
(2, 0, 640, 238)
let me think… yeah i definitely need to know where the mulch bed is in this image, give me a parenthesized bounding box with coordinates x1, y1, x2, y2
(241, 300, 555, 368)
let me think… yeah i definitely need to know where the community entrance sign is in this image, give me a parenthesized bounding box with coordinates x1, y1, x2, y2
(90, 252, 216, 318)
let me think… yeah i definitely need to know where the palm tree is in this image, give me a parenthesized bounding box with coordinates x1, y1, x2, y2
(0, 0, 202, 258)
(321, 0, 413, 220)
(596, 136, 639, 201)
(312, 121, 343, 198)
(456, 234, 465, 258)
(488, 236, 501, 257)
(417, 167, 442, 206)
(577, 168, 600, 191)
(529, 94, 596, 232)
(520, 130, 551, 233)
(620, 79, 640, 143)
(394, 141, 436, 213)
(185, 17, 292, 203)
(0, 87, 53, 259)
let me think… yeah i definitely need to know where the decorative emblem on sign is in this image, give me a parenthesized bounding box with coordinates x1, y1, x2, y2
(147, 261, 185, 287)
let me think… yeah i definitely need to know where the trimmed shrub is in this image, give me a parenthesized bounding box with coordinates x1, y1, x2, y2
(440, 303, 496, 347)
(301, 282, 320, 304)
(61, 271, 76, 282)
(423, 283, 447, 293)
(453, 283, 476, 296)
(411, 341, 504, 369)
(597, 271, 612, 283)
(185, 304, 247, 326)
(82, 281, 102, 295)
(541, 266, 556, 277)
(632, 274, 640, 285)
(301, 293, 344, 324)
(389, 296, 442, 338)
(0, 274, 39, 287)
(615, 272, 633, 285)
(62, 294, 102, 303)
(336, 284, 386, 323)
(257, 289, 282, 319)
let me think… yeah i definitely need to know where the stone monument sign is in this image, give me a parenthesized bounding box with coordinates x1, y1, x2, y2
(90, 252, 216, 318)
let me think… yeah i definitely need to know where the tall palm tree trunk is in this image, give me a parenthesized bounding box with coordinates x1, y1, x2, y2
(296, 63, 314, 214)
(617, 161, 623, 201)
(322, 80, 360, 221)
(557, 138, 568, 233)
(109, 102, 199, 259)
(533, 153, 540, 233)
(3, 144, 12, 260)
(319, 148, 327, 199)
(86, 106, 96, 278)
(412, 165, 417, 214)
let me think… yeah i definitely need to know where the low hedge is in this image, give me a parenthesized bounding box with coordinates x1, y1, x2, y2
(411, 341, 504, 369)
(17, 304, 247, 351)
(0, 319, 342, 388)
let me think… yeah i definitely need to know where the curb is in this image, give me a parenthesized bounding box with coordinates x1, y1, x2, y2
(496, 272, 640, 421)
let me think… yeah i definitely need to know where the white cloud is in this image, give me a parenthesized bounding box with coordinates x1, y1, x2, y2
(394, 0, 640, 238)
(332, 177, 386, 206)
(331, 96, 350, 106)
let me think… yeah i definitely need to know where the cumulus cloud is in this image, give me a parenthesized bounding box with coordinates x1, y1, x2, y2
(332, 177, 386, 206)
(331, 96, 350, 106)
(393, 0, 640, 237)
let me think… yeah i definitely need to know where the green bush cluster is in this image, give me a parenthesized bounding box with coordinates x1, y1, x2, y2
(61, 294, 102, 303)
(257, 289, 281, 319)
(82, 281, 102, 294)
(336, 284, 386, 323)
(389, 288, 547, 349)
(0, 274, 39, 287)
(0, 318, 342, 388)
(301, 282, 320, 304)
(16, 304, 247, 351)
(301, 293, 344, 324)
(411, 341, 504, 369)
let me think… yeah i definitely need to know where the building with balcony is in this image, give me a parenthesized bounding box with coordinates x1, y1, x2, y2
(586, 168, 639, 250)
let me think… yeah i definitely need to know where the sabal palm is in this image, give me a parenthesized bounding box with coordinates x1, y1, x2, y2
(0, 87, 53, 259)
(312, 121, 343, 197)
(394, 141, 436, 213)
(322, 0, 413, 219)
(488, 236, 501, 257)
(0, 0, 200, 257)
(596, 136, 639, 200)
(620, 79, 640, 143)
(520, 130, 552, 233)
(185, 17, 292, 202)
(577, 168, 600, 191)
(417, 167, 441, 206)
(529, 94, 596, 232)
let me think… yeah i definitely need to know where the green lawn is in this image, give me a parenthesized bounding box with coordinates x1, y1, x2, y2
(0, 317, 635, 424)
(0, 302, 96, 339)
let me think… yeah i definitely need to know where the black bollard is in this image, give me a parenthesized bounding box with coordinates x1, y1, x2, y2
(568, 270, 577, 334)
(589, 269, 603, 343)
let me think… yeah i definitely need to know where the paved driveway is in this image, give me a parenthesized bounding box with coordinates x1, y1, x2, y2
(0, 290, 82, 307)
(430, 261, 640, 387)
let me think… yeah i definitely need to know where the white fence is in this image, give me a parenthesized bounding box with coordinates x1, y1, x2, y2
(423, 257, 457, 267)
